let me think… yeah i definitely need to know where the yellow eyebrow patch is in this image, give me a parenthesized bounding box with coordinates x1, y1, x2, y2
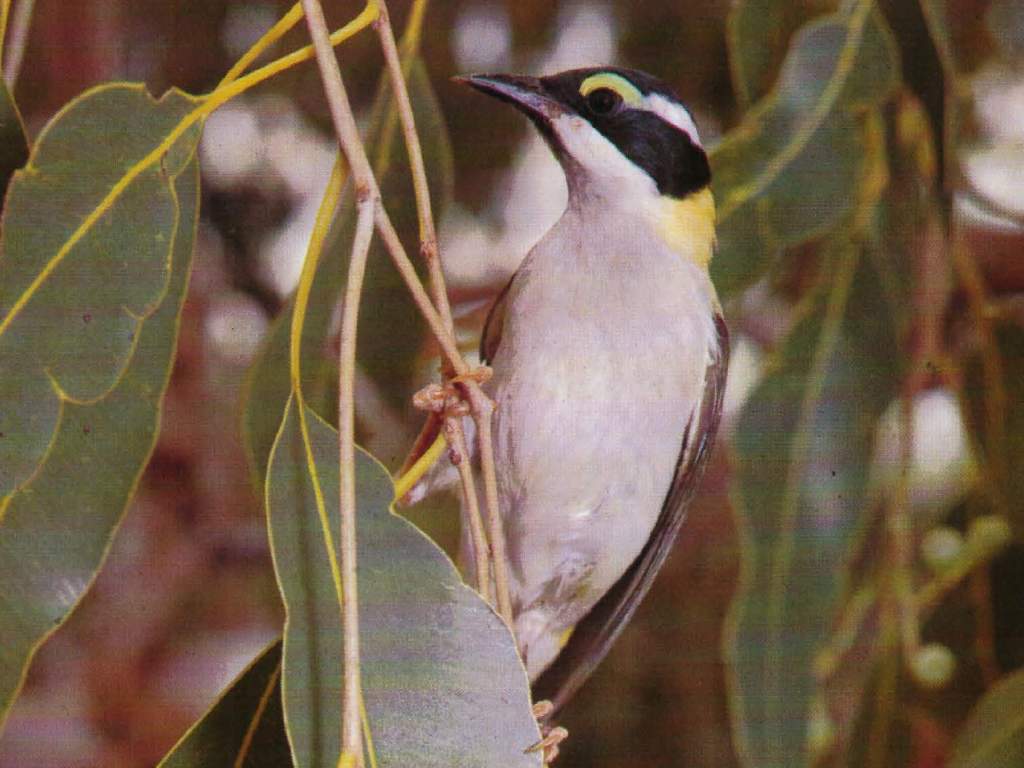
(579, 72, 643, 106)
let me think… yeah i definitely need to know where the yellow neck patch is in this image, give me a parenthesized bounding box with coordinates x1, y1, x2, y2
(651, 187, 716, 270)
(579, 72, 643, 107)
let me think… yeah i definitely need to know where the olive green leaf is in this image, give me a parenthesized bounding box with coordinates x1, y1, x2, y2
(0, 85, 202, 497)
(950, 668, 1024, 768)
(711, 0, 900, 298)
(241, 59, 453, 488)
(0, 143, 199, 730)
(726, 0, 835, 108)
(265, 403, 542, 767)
(0, 80, 28, 199)
(158, 642, 292, 768)
(726, 240, 905, 768)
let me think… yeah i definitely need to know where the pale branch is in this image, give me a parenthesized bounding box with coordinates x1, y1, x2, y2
(371, 0, 515, 628)
(373, 0, 453, 335)
(444, 412, 493, 602)
(298, 0, 379, 762)
(464, 385, 515, 624)
(372, 212, 467, 374)
(1, 0, 33, 88)
(337, 197, 375, 767)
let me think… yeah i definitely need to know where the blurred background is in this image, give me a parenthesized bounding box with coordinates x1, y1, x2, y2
(1, 0, 1022, 766)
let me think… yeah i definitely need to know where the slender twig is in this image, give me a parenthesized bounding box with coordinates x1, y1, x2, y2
(371, 0, 515, 627)
(373, 211, 466, 374)
(465, 386, 514, 623)
(338, 197, 375, 768)
(298, 0, 380, 763)
(2, 0, 33, 89)
(444, 413, 493, 601)
(373, 0, 453, 335)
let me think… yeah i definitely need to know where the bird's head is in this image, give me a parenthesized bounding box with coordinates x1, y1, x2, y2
(456, 67, 715, 267)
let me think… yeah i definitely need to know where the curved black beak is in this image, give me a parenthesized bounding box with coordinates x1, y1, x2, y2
(452, 74, 567, 123)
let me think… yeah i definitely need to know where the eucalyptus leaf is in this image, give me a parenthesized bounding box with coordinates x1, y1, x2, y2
(242, 59, 453, 488)
(726, 0, 835, 108)
(950, 667, 1024, 768)
(0, 84, 202, 497)
(265, 403, 542, 767)
(711, 0, 899, 297)
(0, 81, 28, 199)
(726, 242, 904, 768)
(0, 139, 199, 729)
(158, 642, 291, 768)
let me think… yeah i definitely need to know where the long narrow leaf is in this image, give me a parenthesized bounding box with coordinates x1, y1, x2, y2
(711, 0, 899, 298)
(158, 642, 291, 768)
(266, 404, 541, 767)
(0, 115, 199, 729)
(0, 85, 202, 497)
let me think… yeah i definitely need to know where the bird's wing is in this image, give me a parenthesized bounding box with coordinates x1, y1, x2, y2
(480, 274, 515, 365)
(533, 313, 730, 716)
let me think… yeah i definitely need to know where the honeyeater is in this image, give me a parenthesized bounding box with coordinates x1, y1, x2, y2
(405, 66, 729, 719)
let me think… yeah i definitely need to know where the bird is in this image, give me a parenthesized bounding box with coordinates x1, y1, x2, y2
(404, 66, 729, 728)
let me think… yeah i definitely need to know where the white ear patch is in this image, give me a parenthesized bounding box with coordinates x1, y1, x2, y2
(644, 93, 702, 149)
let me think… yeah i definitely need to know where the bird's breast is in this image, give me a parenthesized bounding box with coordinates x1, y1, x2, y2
(487, 223, 718, 605)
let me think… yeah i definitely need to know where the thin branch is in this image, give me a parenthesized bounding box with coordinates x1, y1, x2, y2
(373, 212, 466, 374)
(465, 385, 514, 623)
(373, 0, 454, 336)
(444, 413, 493, 602)
(371, 0, 515, 627)
(338, 197, 375, 768)
(298, 0, 379, 763)
(2, 0, 33, 89)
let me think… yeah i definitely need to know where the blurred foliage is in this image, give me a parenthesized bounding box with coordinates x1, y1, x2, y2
(710, 0, 900, 298)
(1, 1, 1024, 768)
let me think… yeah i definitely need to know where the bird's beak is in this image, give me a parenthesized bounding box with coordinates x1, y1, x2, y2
(453, 74, 567, 123)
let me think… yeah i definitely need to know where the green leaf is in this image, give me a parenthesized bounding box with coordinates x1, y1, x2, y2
(0, 134, 199, 730)
(242, 59, 453, 488)
(158, 642, 292, 768)
(0, 84, 202, 497)
(0, 80, 28, 200)
(726, 0, 835, 108)
(711, 0, 900, 298)
(266, 403, 542, 767)
(726, 241, 905, 768)
(950, 668, 1024, 768)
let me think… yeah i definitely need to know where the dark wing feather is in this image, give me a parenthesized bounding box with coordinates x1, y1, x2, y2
(480, 274, 515, 365)
(533, 314, 730, 716)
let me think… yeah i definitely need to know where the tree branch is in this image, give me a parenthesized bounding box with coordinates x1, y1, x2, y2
(444, 412, 493, 602)
(371, 0, 515, 627)
(1, 0, 33, 89)
(297, 0, 380, 762)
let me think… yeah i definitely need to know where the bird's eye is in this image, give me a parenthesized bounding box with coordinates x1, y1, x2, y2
(586, 87, 621, 115)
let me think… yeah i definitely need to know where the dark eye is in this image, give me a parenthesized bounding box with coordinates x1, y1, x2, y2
(586, 88, 621, 115)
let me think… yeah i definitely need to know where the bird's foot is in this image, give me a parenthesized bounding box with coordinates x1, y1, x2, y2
(527, 701, 568, 765)
(412, 365, 492, 415)
(450, 365, 493, 387)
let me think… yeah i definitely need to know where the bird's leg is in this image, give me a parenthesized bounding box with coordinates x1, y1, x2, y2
(527, 701, 569, 764)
